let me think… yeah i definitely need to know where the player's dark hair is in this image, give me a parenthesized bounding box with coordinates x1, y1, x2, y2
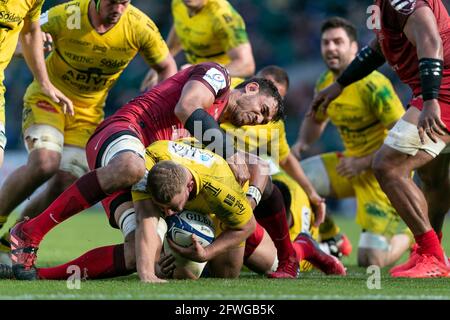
(257, 65, 290, 91)
(147, 161, 188, 204)
(235, 77, 285, 122)
(321, 17, 358, 42)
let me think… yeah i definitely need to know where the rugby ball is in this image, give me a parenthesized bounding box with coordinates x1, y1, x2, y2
(165, 210, 215, 248)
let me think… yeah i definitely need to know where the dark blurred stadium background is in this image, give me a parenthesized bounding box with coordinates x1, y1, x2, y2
(2, 0, 448, 155)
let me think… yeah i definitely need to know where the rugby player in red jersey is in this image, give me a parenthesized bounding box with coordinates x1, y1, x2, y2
(309, 0, 450, 277)
(9, 62, 284, 281)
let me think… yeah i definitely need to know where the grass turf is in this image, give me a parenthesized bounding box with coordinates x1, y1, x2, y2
(1, 209, 450, 300)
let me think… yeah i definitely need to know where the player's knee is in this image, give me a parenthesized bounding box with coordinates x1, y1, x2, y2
(109, 154, 146, 186)
(372, 151, 395, 182)
(60, 146, 89, 179)
(358, 232, 390, 267)
(358, 249, 385, 268)
(29, 149, 61, 179)
(24, 125, 63, 155)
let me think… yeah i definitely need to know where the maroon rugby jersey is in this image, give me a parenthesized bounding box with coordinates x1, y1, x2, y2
(374, 0, 450, 98)
(111, 62, 231, 146)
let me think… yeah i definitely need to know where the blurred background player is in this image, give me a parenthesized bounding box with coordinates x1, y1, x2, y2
(141, 0, 255, 90)
(0, 0, 72, 167)
(291, 17, 411, 268)
(312, 0, 450, 278)
(0, 0, 177, 264)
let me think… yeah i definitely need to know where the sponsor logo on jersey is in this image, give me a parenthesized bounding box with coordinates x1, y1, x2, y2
(203, 67, 226, 95)
(68, 38, 91, 47)
(100, 58, 128, 69)
(37, 100, 58, 113)
(0, 10, 22, 23)
(92, 45, 107, 53)
(64, 51, 94, 64)
(168, 141, 216, 167)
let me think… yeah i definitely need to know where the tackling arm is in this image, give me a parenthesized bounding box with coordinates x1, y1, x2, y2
(20, 19, 73, 115)
(134, 199, 166, 283)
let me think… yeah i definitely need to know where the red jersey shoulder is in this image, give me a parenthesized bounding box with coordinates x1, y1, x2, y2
(388, 0, 417, 15)
(188, 62, 231, 97)
(380, 0, 430, 30)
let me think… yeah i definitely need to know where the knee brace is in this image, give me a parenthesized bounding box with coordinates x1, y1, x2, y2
(23, 125, 63, 154)
(60, 146, 89, 178)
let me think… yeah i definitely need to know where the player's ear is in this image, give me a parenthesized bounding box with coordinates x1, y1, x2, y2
(187, 178, 195, 192)
(350, 41, 358, 56)
(245, 82, 260, 94)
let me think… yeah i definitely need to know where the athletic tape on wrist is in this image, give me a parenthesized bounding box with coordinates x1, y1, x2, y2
(246, 186, 262, 206)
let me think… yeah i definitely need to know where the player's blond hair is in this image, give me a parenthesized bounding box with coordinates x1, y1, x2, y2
(147, 161, 188, 204)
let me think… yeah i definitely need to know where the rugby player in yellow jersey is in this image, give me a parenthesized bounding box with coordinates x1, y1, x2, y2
(0, 0, 177, 262)
(141, 0, 255, 90)
(291, 17, 411, 267)
(0, 0, 72, 167)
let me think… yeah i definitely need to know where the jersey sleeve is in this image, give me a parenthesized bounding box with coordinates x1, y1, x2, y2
(39, 4, 62, 34)
(385, 0, 430, 29)
(363, 73, 405, 127)
(136, 16, 170, 65)
(26, 0, 44, 22)
(212, 5, 249, 52)
(201, 178, 253, 230)
(189, 62, 231, 97)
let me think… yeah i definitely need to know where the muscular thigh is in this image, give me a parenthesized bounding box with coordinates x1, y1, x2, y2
(417, 153, 450, 186)
(208, 246, 244, 278)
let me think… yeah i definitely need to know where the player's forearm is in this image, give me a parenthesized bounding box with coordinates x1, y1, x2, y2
(166, 25, 182, 57)
(280, 152, 317, 197)
(225, 43, 255, 78)
(154, 56, 178, 83)
(206, 217, 256, 260)
(336, 38, 385, 88)
(20, 20, 50, 87)
(296, 116, 325, 152)
(135, 205, 162, 281)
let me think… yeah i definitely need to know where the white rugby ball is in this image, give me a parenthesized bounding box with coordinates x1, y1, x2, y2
(166, 210, 215, 247)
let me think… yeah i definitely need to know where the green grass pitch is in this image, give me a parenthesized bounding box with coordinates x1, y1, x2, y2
(1, 209, 450, 300)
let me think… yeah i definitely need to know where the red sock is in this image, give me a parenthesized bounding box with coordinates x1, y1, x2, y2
(244, 222, 265, 260)
(254, 185, 296, 262)
(415, 230, 445, 262)
(23, 170, 107, 242)
(292, 239, 315, 261)
(38, 244, 131, 280)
